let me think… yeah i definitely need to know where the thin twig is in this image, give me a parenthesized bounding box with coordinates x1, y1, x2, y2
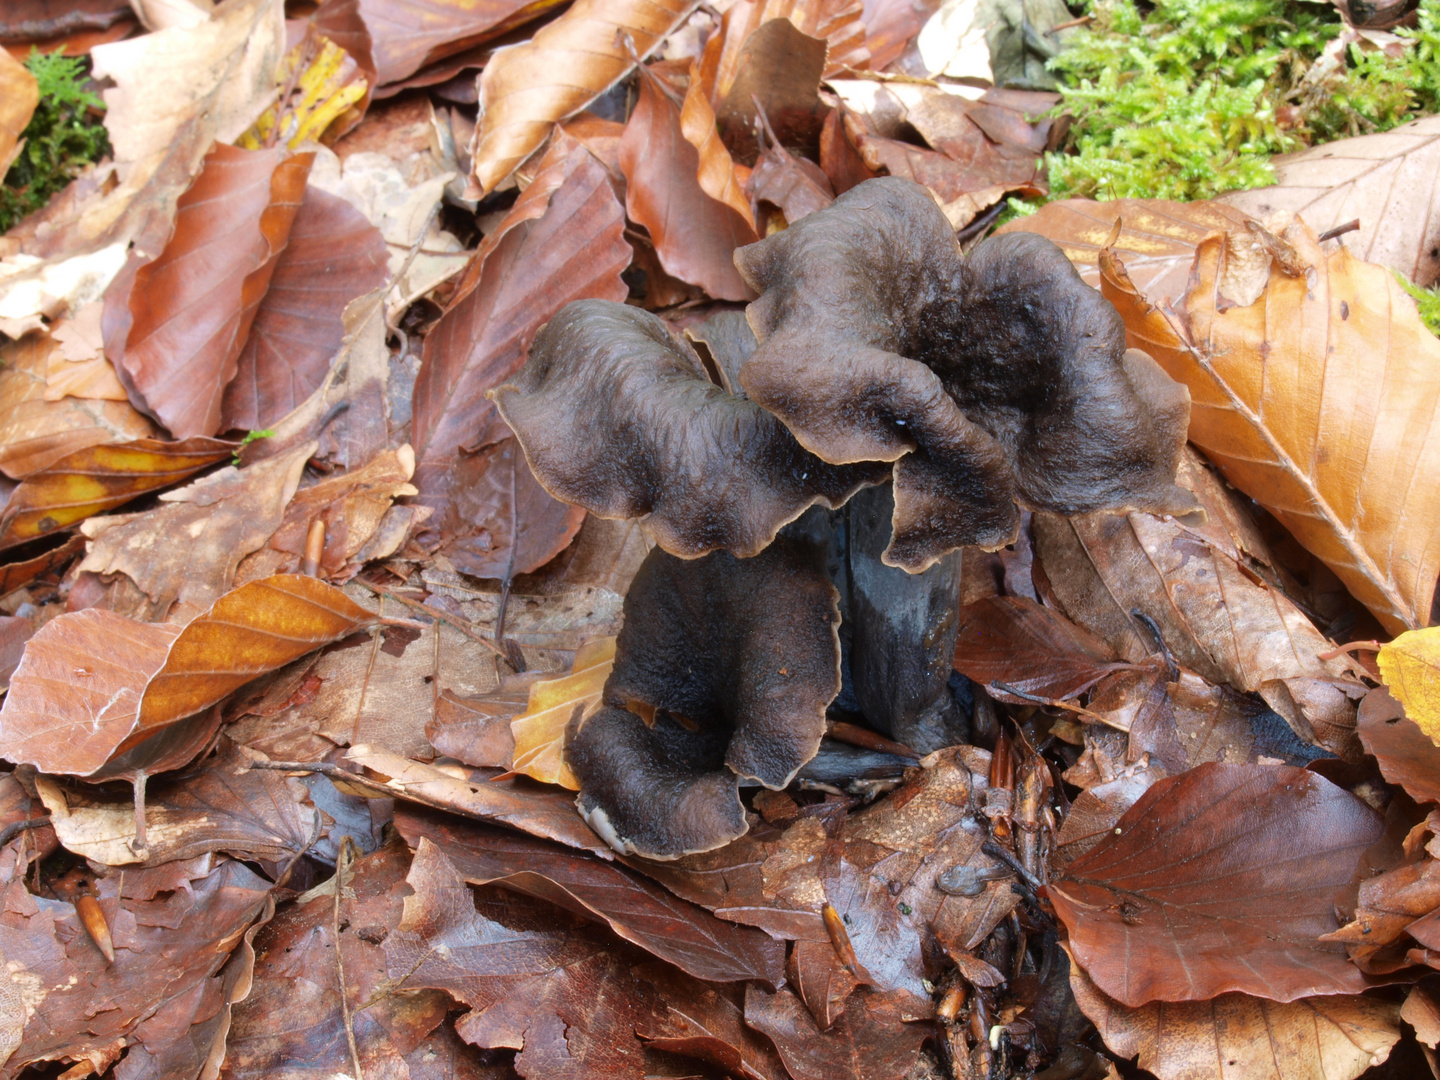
(990, 681, 1117, 728)
(1317, 219, 1361, 242)
(1319, 639, 1382, 660)
(981, 840, 1043, 893)
(334, 837, 364, 1080)
(350, 579, 509, 659)
(0, 816, 51, 848)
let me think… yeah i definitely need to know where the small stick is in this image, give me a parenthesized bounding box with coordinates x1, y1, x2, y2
(334, 837, 364, 1080)
(1318, 219, 1361, 242)
(1319, 639, 1382, 660)
(302, 519, 327, 577)
(827, 721, 920, 762)
(1048, 13, 1092, 32)
(351, 579, 509, 659)
(129, 770, 150, 858)
(981, 840, 1043, 893)
(990, 681, 1117, 727)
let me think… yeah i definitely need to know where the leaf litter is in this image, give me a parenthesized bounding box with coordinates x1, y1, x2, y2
(0, 1, 1438, 1079)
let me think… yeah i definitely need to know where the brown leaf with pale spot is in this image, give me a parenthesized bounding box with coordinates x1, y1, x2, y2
(0, 436, 235, 552)
(0, 574, 376, 778)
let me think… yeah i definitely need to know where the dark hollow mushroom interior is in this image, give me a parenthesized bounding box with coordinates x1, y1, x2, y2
(489, 176, 1197, 858)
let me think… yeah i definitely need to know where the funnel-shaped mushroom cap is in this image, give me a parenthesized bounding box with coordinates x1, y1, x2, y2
(565, 539, 841, 858)
(490, 301, 886, 560)
(736, 177, 1200, 572)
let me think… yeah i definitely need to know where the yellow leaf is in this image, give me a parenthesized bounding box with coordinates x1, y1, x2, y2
(239, 34, 367, 150)
(509, 637, 616, 790)
(1379, 627, 1440, 745)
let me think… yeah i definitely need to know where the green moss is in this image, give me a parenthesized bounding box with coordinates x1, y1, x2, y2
(1, 49, 110, 233)
(1039, 0, 1440, 203)
(1396, 272, 1440, 337)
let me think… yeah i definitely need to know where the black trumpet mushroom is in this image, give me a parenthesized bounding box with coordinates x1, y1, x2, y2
(491, 177, 1197, 859)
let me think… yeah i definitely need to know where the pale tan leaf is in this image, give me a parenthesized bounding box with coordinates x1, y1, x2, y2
(509, 636, 615, 789)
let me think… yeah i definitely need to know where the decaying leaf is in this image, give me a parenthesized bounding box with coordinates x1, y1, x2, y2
(470, 0, 698, 193)
(1098, 219, 1440, 634)
(0, 574, 377, 778)
(1050, 763, 1385, 1007)
(509, 636, 614, 789)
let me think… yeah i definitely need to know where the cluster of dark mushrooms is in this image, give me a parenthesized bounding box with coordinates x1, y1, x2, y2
(491, 178, 1198, 859)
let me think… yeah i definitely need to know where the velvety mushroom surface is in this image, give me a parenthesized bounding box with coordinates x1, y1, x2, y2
(735, 176, 1200, 571)
(565, 539, 842, 858)
(490, 301, 885, 559)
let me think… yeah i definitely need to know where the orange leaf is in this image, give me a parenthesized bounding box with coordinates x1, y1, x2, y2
(509, 637, 616, 789)
(680, 60, 758, 231)
(0, 48, 39, 175)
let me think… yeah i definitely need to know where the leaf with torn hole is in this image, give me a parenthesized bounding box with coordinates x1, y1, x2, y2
(1049, 763, 1385, 1007)
(0, 574, 377, 779)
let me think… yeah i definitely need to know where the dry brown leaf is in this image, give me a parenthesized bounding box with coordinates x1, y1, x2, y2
(77, 440, 314, 620)
(509, 636, 614, 788)
(0, 574, 377, 778)
(621, 64, 758, 300)
(44, 301, 128, 402)
(470, 0, 698, 193)
(353, 0, 563, 86)
(0, 331, 158, 480)
(0, 48, 38, 176)
(679, 61, 757, 229)
(1223, 115, 1440, 287)
(743, 984, 932, 1080)
(0, 436, 235, 552)
(708, 0, 869, 84)
(1069, 956, 1402, 1080)
(105, 144, 312, 440)
(1100, 219, 1440, 634)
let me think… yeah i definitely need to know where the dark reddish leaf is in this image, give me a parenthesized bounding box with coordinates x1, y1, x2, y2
(411, 133, 629, 521)
(1358, 686, 1440, 805)
(0, 615, 32, 693)
(743, 984, 932, 1080)
(748, 128, 835, 225)
(818, 106, 876, 195)
(395, 807, 787, 986)
(355, 0, 562, 86)
(105, 145, 313, 439)
(440, 438, 586, 580)
(620, 65, 758, 301)
(713, 18, 827, 165)
(635, 962, 789, 1080)
(953, 595, 1134, 702)
(1050, 763, 1386, 1006)
(0, 534, 84, 600)
(0, 436, 235, 551)
(220, 184, 389, 432)
(425, 686, 526, 768)
(789, 938, 860, 1028)
(1326, 857, 1440, 953)
(862, 0, 940, 69)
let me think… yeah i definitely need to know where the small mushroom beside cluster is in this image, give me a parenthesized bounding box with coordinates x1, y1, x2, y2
(491, 177, 1198, 859)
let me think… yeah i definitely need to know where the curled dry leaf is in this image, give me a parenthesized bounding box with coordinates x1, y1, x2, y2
(1324, 855, 1440, 955)
(1358, 686, 1440, 805)
(1378, 627, 1440, 743)
(679, 61, 756, 229)
(0, 574, 377, 779)
(621, 65, 758, 301)
(1069, 955, 1401, 1080)
(220, 183, 390, 432)
(710, 18, 827, 166)
(1099, 219, 1440, 634)
(0, 436, 235, 552)
(104, 144, 312, 440)
(1049, 763, 1385, 1007)
(0, 48, 38, 175)
(412, 132, 629, 521)
(508, 636, 614, 789)
(1223, 115, 1440, 287)
(471, 0, 698, 193)
(396, 807, 788, 986)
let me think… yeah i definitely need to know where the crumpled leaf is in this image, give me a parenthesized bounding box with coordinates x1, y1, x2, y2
(509, 636, 614, 789)
(1378, 627, 1440, 743)
(1049, 763, 1386, 1007)
(0, 49, 38, 176)
(412, 133, 628, 524)
(2, 854, 272, 1079)
(396, 807, 788, 986)
(104, 143, 312, 439)
(1324, 855, 1440, 956)
(1098, 216, 1440, 634)
(220, 182, 389, 432)
(743, 984, 932, 1080)
(1069, 955, 1401, 1080)
(1223, 115, 1440, 287)
(0, 574, 377, 778)
(621, 64, 757, 301)
(470, 0, 698, 193)
(0, 436, 235, 552)
(1357, 686, 1440, 805)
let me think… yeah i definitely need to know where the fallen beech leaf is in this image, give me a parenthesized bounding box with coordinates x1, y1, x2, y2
(1325, 856, 1440, 953)
(237, 27, 368, 148)
(105, 144, 312, 439)
(1099, 220, 1440, 634)
(78, 440, 314, 620)
(1054, 769, 1165, 868)
(679, 61, 756, 229)
(953, 595, 1134, 702)
(635, 961, 790, 1080)
(996, 196, 1252, 306)
(223, 839, 457, 1080)
(45, 302, 128, 403)
(621, 64, 758, 300)
(743, 984, 932, 1080)
(0, 574, 377, 778)
(470, 0, 698, 193)
(1378, 627, 1440, 743)
(413, 133, 628, 519)
(1069, 956, 1401, 1080)
(1403, 983, 1440, 1049)
(439, 437, 587, 580)
(2, 855, 273, 1078)
(0, 332, 158, 480)
(0, 535, 85, 600)
(711, 18, 828, 165)
(345, 745, 613, 856)
(425, 686, 523, 767)
(0, 49, 38, 175)
(220, 183, 389, 432)
(396, 807, 788, 985)
(1358, 686, 1440, 805)
(1034, 450, 1366, 757)
(0, 616, 33, 693)
(0, 436, 235, 552)
(509, 635, 614, 789)
(1223, 115, 1440, 287)
(748, 130, 835, 225)
(354, 0, 563, 86)
(710, 0, 869, 85)
(1050, 763, 1385, 1007)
